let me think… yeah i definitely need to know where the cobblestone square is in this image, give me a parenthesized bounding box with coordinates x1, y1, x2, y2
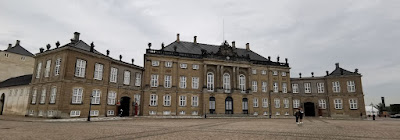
(0, 117, 399, 140)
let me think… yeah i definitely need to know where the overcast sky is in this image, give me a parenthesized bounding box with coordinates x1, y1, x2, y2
(1, 0, 399, 105)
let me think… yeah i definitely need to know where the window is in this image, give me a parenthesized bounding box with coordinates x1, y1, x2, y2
(225, 97, 233, 114)
(285, 112, 289, 116)
(134, 94, 140, 105)
(72, 88, 83, 104)
(110, 67, 118, 83)
(192, 96, 198, 107)
(151, 74, 159, 87)
(318, 99, 326, 109)
(192, 77, 199, 89)
(273, 71, 278, 75)
(276, 112, 280, 116)
(29, 110, 34, 116)
(135, 73, 141, 86)
(40, 88, 46, 104)
(149, 111, 156, 115)
(70, 110, 81, 117)
(107, 110, 115, 116)
(123, 71, 131, 85)
(163, 111, 171, 115)
(31, 89, 37, 104)
(75, 59, 86, 77)
(94, 63, 103, 80)
(262, 82, 267, 92)
(317, 83, 324, 93)
(150, 94, 158, 106)
(333, 81, 340, 93)
(253, 98, 258, 107)
(293, 99, 300, 108)
(252, 81, 257, 92)
(54, 58, 61, 76)
(50, 87, 57, 104)
(239, 74, 246, 92)
(283, 98, 289, 108)
(292, 84, 299, 93)
(261, 70, 267, 75)
(282, 83, 287, 93)
(223, 73, 230, 92)
(192, 111, 198, 115)
(179, 111, 186, 115)
(90, 110, 99, 116)
(274, 98, 280, 108)
(262, 98, 268, 108)
(192, 64, 199, 70)
(282, 72, 287, 77)
(242, 98, 248, 114)
(334, 99, 343, 109)
(209, 97, 216, 114)
(48, 110, 54, 117)
(304, 83, 311, 93)
(180, 63, 187, 69)
(349, 99, 358, 109)
(252, 69, 257, 74)
(36, 62, 42, 78)
(38, 110, 43, 117)
(91, 90, 101, 104)
(164, 75, 172, 88)
(165, 61, 172, 67)
(179, 95, 186, 106)
(347, 81, 356, 92)
(108, 91, 116, 105)
(273, 82, 278, 93)
(180, 76, 187, 89)
(4, 53, 9, 57)
(207, 72, 214, 91)
(152, 60, 159, 66)
(45, 60, 51, 77)
(163, 95, 171, 106)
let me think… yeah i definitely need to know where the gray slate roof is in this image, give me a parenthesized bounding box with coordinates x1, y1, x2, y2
(327, 66, 360, 77)
(163, 41, 269, 61)
(0, 74, 32, 88)
(4, 44, 34, 57)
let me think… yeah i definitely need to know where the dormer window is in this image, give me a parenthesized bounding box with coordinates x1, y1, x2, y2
(152, 60, 159, 66)
(281, 72, 286, 77)
(165, 61, 172, 68)
(273, 71, 278, 76)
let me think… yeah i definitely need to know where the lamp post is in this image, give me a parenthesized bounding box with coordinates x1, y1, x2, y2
(87, 95, 93, 121)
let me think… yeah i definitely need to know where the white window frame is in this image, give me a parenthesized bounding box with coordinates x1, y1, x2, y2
(54, 58, 61, 76)
(192, 77, 199, 89)
(261, 70, 267, 75)
(192, 96, 198, 107)
(163, 95, 171, 106)
(252, 69, 257, 75)
(180, 63, 187, 69)
(108, 91, 116, 105)
(333, 81, 340, 93)
(273, 82, 278, 93)
(262, 82, 267, 92)
(110, 67, 118, 83)
(107, 110, 115, 116)
(274, 98, 280, 108)
(36, 62, 42, 78)
(349, 99, 358, 109)
(150, 94, 158, 106)
(47, 110, 54, 117)
(165, 61, 172, 68)
(304, 83, 311, 93)
(253, 98, 258, 107)
(152, 60, 160, 66)
(180, 76, 187, 89)
(135, 73, 141, 86)
(192, 64, 199, 70)
(262, 98, 268, 108)
(347, 81, 356, 93)
(75, 59, 86, 78)
(50, 87, 57, 104)
(70, 110, 81, 117)
(318, 99, 326, 109)
(150, 74, 159, 87)
(123, 71, 131, 85)
(72, 88, 83, 104)
(334, 99, 343, 109)
(179, 95, 186, 106)
(94, 63, 104, 80)
(239, 74, 246, 92)
(293, 99, 300, 108)
(31, 89, 37, 104)
(223, 73, 230, 92)
(134, 94, 140, 105)
(292, 84, 299, 93)
(281, 72, 287, 77)
(90, 110, 99, 116)
(317, 83, 324, 93)
(207, 72, 214, 91)
(38, 110, 43, 116)
(282, 83, 287, 93)
(273, 71, 278, 76)
(164, 75, 172, 88)
(91, 89, 101, 105)
(45, 60, 51, 77)
(252, 81, 257, 92)
(40, 88, 46, 104)
(283, 98, 289, 108)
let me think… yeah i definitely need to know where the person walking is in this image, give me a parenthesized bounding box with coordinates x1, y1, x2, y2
(299, 107, 304, 124)
(295, 108, 300, 124)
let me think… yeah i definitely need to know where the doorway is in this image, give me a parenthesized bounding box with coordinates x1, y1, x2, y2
(304, 102, 315, 116)
(119, 96, 131, 117)
(0, 93, 4, 115)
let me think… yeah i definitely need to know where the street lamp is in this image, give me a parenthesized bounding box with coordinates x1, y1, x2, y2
(87, 95, 93, 121)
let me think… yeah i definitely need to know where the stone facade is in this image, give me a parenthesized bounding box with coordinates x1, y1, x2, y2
(0, 85, 31, 115)
(0, 41, 35, 82)
(27, 32, 143, 118)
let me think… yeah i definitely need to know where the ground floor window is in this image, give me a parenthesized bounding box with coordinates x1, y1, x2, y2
(242, 98, 248, 114)
(334, 99, 343, 109)
(318, 99, 326, 109)
(90, 110, 99, 116)
(209, 97, 215, 114)
(70, 110, 81, 117)
(107, 110, 115, 116)
(349, 99, 358, 109)
(225, 97, 233, 114)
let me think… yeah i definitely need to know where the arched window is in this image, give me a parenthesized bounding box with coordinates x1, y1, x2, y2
(242, 98, 248, 114)
(225, 97, 233, 114)
(207, 72, 214, 91)
(209, 97, 215, 114)
(239, 74, 246, 92)
(223, 73, 230, 93)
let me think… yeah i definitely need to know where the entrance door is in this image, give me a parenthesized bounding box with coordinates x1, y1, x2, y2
(225, 97, 233, 114)
(304, 102, 315, 116)
(119, 96, 131, 117)
(0, 93, 4, 115)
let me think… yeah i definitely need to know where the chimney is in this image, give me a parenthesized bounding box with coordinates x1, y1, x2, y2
(15, 40, 20, 46)
(194, 36, 197, 43)
(268, 56, 271, 61)
(131, 59, 134, 64)
(285, 58, 288, 64)
(277, 56, 280, 62)
(161, 43, 165, 50)
(119, 55, 122, 61)
(355, 68, 358, 73)
(335, 63, 339, 68)
(311, 72, 314, 77)
(299, 73, 302, 78)
(176, 33, 180, 42)
(8, 44, 12, 49)
(246, 43, 250, 51)
(55, 41, 60, 48)
(73, 32, 80, 41)
(148, 43, 152, 49)
(46, 44, 51, 50)
(90, 42, 95, 52)
(39, 48, 44, 53)
(326, 71, 329, 76)
(232, 41, 236, 48)
(106, 50, 110, 56)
